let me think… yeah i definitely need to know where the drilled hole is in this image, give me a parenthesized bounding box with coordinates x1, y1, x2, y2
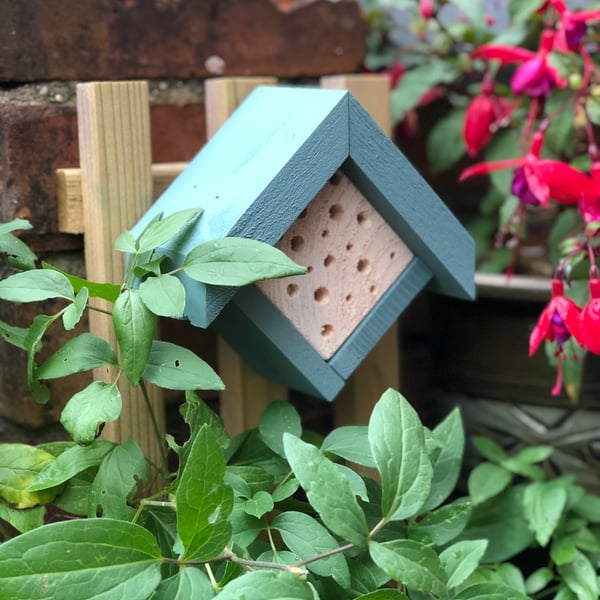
(390, 251, 396, 260)
(321, 324, 334, 338)
(307, 265, 314, 273)
(329, 172, 342, 186)
(287, 283, 299, 297)
(314, 287, 329, 304)
(298, 208, 308, 219)
(357, 211, 371, 228)
(290, 235, 305, 252)
(357, 259, 371, 274)
(370, 285, 377, 294)
(329, 204, 344, 220)
(324, 254, 335, 267)
(346, 242, 354, 252)
(321, 229, 329, 238)
(345, 293, 353, 303)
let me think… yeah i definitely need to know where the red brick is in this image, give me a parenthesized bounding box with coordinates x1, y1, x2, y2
(0, 0, 367, 82)
(0, 102, 207, 241)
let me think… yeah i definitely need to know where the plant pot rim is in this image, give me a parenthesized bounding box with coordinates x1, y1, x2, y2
(475, 272, 551, 302)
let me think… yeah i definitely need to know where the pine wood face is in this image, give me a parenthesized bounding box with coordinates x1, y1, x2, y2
(258, 170, 413, 359)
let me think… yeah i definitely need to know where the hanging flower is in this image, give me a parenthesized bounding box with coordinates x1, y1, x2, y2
(460, 130, 597, 206)
(548, 0, 600, 52)
(580, 278, 600, 354)
(463, 82, 512, 157)
(530, 279, 584, 395)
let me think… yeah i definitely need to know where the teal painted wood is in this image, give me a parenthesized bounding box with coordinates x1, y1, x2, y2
(132, 85, 350, 327)
(214, 286, 346, 399)
(329, 256, 433, 380)
(345, 95, 475, 301)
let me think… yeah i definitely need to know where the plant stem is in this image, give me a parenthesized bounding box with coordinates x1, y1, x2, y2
(292, 542, 354, 568)
(139, 379, 170, 476)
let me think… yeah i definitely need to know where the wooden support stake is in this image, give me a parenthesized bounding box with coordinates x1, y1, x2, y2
(321, 74, 401, 425)
(76, 81, 165, 481)
(204, 76, 287, 435)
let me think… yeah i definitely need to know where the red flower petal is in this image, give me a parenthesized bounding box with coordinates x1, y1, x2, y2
(581, 299, 600, 354)
(471, 44, 535, 64)
(459, 157, 524, 181)
(532, 160, 597, 204)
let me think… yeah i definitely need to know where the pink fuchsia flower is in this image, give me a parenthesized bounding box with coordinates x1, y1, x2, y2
(459, 130, 597, 207)
(530, 278, 584, 395)
(463, 83, 513, 157)
(547, 0, 600, 52)
(472, 29, 567, 97)
(578, 162, 600, 224)
(419, 0, 435, 20)
(580, 278, 600, 354)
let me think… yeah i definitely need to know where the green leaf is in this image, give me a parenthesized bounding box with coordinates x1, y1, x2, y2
(335, 463, 369, 502)
(24, 314, 55, 403)
(557, 549, 599, 600)
(369, 539, 447, 597)
(0, 318, 28, 350)
(451, 0, 487, 32)
(0, 269, 74, 302)
(177, 425, 233, 560)
(551, 535, 577, 565)
(89, 439, 146, 520)
(138, 504, 178, 561)
(182, 237, 308, 286)
(36, 333, 118, 380)
(391, 60, 459, 121)
(139, 274, 186, 318)
(573, 492, 600, 523)
(135, 208, 202, 254)
(52, 469, 96, 517)
(272, 478, 300, 502)
(150, 566, 215, 599)
(0, 230, 37, 270)
(368, 389, 427, 521)
(0, 444, 59, 508)
(272, 511, 351, 587)
(508, 0, 546, 23)
(0, 503, 44, 533)
(321, 425, 375, 468)
(283, 433, 369, 547)
(113, 289, 157, 385)
(0, 218, 33, 236)
(515, 445, 554, 465)
(421, 407, 464, 512)
(62, 286, 88, 330)
(244, 490, 274, 519)
(115, 229, 138, 253)
(525, 567, 554, 595)
(496, 563, 526, 595)
(355, 592, 408, 600)
(524, 481, 567, 546)
(259, 400, 302, 458)
(60, 381, 122, 445)
(470, 436, 507, 463)
(408, 499, 472, 546)
(426, 109, 467, 173)
(230, 503, 263, 549)
(468, 462, 512, 505)
(460, 485, 534, 562)
(440, 539, 488, 589)
(142, 340, 224, 391)
(453, 582, 530, 599)
(42, 262, 121, 302)
(0, 518, 162, 600)
(29, 440, 115, 491)
(218, 569, 313, 600)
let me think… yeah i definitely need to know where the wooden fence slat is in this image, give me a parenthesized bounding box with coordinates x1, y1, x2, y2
(204, 76, 286, 436)
(76, 81, 165, 483)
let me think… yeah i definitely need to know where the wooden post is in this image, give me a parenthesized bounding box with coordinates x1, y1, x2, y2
(321, 74, 401, 425)
(76, 81, 165, 481)
(203, 77, 288, 435)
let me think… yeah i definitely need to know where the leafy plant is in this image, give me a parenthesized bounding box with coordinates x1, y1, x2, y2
(0, 218, 598, 599)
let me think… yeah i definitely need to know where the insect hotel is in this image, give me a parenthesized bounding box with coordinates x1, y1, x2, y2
(133, 85, 475, 401)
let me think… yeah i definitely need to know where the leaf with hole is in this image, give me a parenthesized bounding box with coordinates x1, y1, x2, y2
(0, 518, 162, 600)
(0, 318, 27, 350)
(0, 503, 44, 533)
(142, 340, 224, 391)
(183, 237, 307, 286)
(36, 333, 118, 380)
(283, 433, 369, 547)
(60, 381, 122, 445)
(0, 231, 37, 270)
(113, 289, 157, 386)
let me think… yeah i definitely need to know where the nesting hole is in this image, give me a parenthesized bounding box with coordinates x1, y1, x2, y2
(321, 324, 334, 338)
(290, 235, 305, 252)
(324, 254, 335, 267)
(357, 258, 371, 274)
(390, 251, 396, 260)
(329, 204, 344, 220)
(314, 287, 329, 304)
(370, 285, 377, 294)
(329, 172, 342, 186)
(345, 293, 353, 303)
(298, 209, 308, 219)
(287, 283, 299, 297)
(346, 242, 354, 252)
(307, 265, 314, 273)
(357, 211, 371, 228)
(321, 229, 329, 238)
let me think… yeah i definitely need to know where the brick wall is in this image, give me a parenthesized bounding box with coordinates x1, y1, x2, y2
(0, 0, 367, 436)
